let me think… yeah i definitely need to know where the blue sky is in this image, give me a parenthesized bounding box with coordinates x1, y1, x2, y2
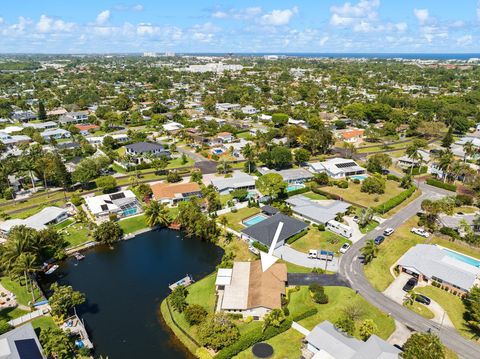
(0, 0, 479, 53)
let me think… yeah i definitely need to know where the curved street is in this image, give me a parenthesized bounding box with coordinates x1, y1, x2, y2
(338, 183, 480, 358)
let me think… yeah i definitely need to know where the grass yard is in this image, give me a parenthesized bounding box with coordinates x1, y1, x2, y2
(359, 220, 379, 234)
(288, 286, 395, 340)
(290, 228, 351, 255)
(321, 180, 404, 208)
(220, 194, 233, 207)
(219, 236, 256, 262)
(233, 328, 304, 359)
(280, 260, 315, 274)
(415, 286, 473, 340)
(118, 214, 148, 234)
(53, 218, 75, 230)
(0, 307, 29, 322)
(31, 315, 57, 335)
(302, 191, 328, 200)
(364, 217, 426, 291)
(219, 207, 261, 232)
(404, 302, 434, 319)
(167, 156, 194, 169)
(1, 277, 43, 306)
(453, 206, 478, 214)
(61, 222, 93, 248)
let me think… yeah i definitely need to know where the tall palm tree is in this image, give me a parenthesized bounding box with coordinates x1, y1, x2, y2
(13, 252, 38, 302)
(241, 144, 255, 174)
(406, 145, 422, 176)
(436, 149, 454, 183)
(144, 201, 171, 228)
(343, 141, 357, 159)
(404, 290, 417, 307)
(361, 239, 378, 264)
(463, 141, 475, 162)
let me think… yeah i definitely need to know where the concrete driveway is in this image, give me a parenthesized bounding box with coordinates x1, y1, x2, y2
(274, 245, 339, 272)
(344, 216, 363, 243)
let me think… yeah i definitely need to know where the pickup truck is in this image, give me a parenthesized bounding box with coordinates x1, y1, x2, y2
(308, 249, 334, 261)
(411, 227, 430, 238)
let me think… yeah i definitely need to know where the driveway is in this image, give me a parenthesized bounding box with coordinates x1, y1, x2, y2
(383, 272, 413, 305)
(195, 160, 218, 174)
(287, 273, 349, 287)
(344, 216, 363, 243)
(274, 246, 339, 272)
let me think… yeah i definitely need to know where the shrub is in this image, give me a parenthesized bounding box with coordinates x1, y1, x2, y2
(292, 308, 318, 322)
(3, 188, 14, 200)
(373, 186, 416, 214)
(166, 171, 182, 183)
(195, 347, 213, 359)
(426, 178, 456, 192)
(286, 229, 309, 244)
(244, 316, 253, 324)
(455, 194, 473, 206)
(335, 316, 355, 336)
(227, 313, 243, 320)
(336, 180, 349, 189)
(314, 172, 329, 185)
(252, 241, 269, 253)
(352, 178, 360, 184)
(317, 223, 325, 231)
(313, 291, 329, 304)
(286, 186, 310, 197)
(70, 193, 83, 206)
(439, 226, 459, 240)
(387, 174, 400, 182)
(361, 176, 385, 194)
(184, 304, 208, 325)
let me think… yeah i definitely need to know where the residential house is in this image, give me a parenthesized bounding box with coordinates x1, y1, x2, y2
(306, 321, 400, 359)
(288, 118, 307, 127)
(308, 158, 366, 179)
(0, 323, 46, 359)
(397, 244, 480, 295)
(11, 110, 36, 122)
(216, 132, 234, 143)
(40, 128, 71, 141)
(210, 172, 256, 194)
(336, 128, 365, 144)
(397, 149, 430, 169)
(222, 139, 252, 159)
(258, 168, 314, 184)
(241, 105, 258, 115)
(86, 134, 128, 147)
(215, 261, 287, 319)
(0, 132, 31, 147)
(241, 213, 308, 249)
(74, 124, 100, 135)
(85, 190, 142, 220)
(286, 195, 350, 225)
(215, 103, 241, 112)
(163, 121, 184, 132)
(0, 206, 69, 238)
(24, 121, 58, 131)
(151, 182, 202, 206)
(124, 142, 171, 162)
(47, 107, 67, 117)
(59, 111, 89, 125)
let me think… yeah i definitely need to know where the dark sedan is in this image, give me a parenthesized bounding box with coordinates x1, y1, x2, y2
(415, 294, 431, 305)
(402, 277, 418, 292)
(374, 236, 385, 245)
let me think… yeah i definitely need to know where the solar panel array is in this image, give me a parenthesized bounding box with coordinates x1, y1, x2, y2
(335, 161, 357, 168)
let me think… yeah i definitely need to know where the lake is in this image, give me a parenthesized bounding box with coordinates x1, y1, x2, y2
(42, 229, 224, 358)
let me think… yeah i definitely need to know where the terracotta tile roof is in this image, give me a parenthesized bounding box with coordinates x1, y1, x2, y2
(340, 129, 364, 139)
(74, 124, 99, 131)
(217, 132, 232, 137)
(150, 182, 201, 200)
(247, 261, 287, 310)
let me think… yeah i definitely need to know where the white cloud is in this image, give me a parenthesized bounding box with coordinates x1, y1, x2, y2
(395, 22, 408, 32)
(457, 35, 472, 46)
(0, 17, 4, 25)
(413, 9, 429, 24)
(132, 4, 144, 12)
(211, 7, 262, 20)
(96, 10, 110, 25)
(36, 15, 75, 33)
(212, 11, 228, 19)
(330, 0, 380, 26)
(477, 1, 480, 20)
(260, 7, 298, 26)
(319, 36, 329, 46)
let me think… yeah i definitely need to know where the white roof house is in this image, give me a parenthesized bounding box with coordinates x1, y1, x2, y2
(40, 128, 71, 140)
(85, 190, 141, 219)
(258, 168, 314, 184)
(308, 158, 366, 179)
(210, 172, 256, 194)
(162, 121, 184, 132)
(397, 244, 480, 292)
(286, 195, 350, 225)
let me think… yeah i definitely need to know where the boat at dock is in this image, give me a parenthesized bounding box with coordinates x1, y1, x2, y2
(73, 252, 85, 260)
(45, 264, 59, 275)
(168, 274, 194, 291)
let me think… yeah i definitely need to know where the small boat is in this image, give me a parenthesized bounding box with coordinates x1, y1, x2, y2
(73, 252, 85, 261)
(45, 265, 59, 275)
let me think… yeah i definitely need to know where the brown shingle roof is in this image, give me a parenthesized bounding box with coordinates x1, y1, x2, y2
(150, 182, 201, 200)
(247, 261, 287, 310)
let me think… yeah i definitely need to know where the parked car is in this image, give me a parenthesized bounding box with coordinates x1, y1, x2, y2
(248, 245, 259, 255)
(353, 216, 359, 223)
(415, 294, 431, 305)
(383, 227, 395, 236)
(339, 243, 351, 253)
(411, 227, 430, 238)
(374, 236, 385, 245)
(402, 277, 418, 292)
(308, 249, 318, 259)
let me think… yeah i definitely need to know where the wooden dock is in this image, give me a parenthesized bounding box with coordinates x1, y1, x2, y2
(169, 274, 194, 291)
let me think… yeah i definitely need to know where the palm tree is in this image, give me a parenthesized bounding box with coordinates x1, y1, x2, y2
(343, 142, 357, 159)
(144, 201, 171, 228)
(357, 208, 374, 228)
(241, 144, 255, 174)
(361, 239, 378, 264)
(404, 290, 417, 306)
(13, 252, 38, 303)
(406, 145, 422, 176)
(463, 141, 475, 162)
(436, 149, 454, 183)
(225, 232, 234, 243)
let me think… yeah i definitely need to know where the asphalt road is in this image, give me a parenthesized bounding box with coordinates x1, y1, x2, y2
(338, 184, 480, 358)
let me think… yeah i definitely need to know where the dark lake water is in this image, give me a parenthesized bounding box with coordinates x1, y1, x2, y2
(43, 229, 224, 359)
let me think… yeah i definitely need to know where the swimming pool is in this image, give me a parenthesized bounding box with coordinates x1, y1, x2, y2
(350, 174, 368, 181)
(122, 208, 138, 217)
(212, 148, 224, 155)
(443, 248, 480, 267)
(286, 184, 305, 192)
(243, 214, 268, 227)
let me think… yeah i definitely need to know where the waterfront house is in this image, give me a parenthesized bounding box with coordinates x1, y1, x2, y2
(306, 321, 400, 359)
(396, 244, 480, 295)
(215, 261, 287, 319)
(307, 158, 366, 179)
(85, 190, 142, 221)
(0, 323, 46, 358)
(151, 182, 202, 206)
(241, 213, 308, 250)
(286, 195, 350, 225)
(210, 172, 256, 195)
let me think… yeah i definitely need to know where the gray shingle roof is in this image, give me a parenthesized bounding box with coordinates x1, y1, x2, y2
(286, 195, 350, 224)
(0, 323, 45, 359)
(124, 142, 167, 154)
(241, 213, 308, 247)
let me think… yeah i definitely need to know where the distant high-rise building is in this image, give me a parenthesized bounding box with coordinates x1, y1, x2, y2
(143, 52, 158, 57)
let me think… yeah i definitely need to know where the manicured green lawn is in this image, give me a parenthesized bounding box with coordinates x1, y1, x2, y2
(185, 273, 217, 313)
(53, 218, 75, 230)
(118, 214, 148, 234)
(31, 315, 57, 333)
(220, 194, 233, 207)
(62, 222, 93, 248)
(290, 228, 351, 255)
(167, 156, 194, 169)
(233, 328, 304, 359)
(415, 286, 472, 339)
(280, 260, 314, 274)
(359, 220, 379, 234)
(219, 207, 261, 232)
(404, 302, 434, 319)
(0, 307, 29, 321)
(321, 180, 404, 208)
(302, 191, 327, 200)
(288, 286, 395, 340)
(1, 277, 43, 306)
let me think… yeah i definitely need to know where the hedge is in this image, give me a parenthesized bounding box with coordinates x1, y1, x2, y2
(252, 241, 269, 253)
(286, 186, 311, 197)
(286, 229, 309, 245)
(374, 186, 416, 214)
(426, 178, 457, 192)
(292, 308, 318, 322)
(386, 174, 400, 182)
(215, 318, 293, 359)
(311, 187, 340, 200)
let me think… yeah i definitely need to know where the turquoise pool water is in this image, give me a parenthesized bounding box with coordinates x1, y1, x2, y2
(122, 208, 138, 216)
(350, 174, 368, 181)
(443, 248, 480, 267)
(243, 214, 267, 227)
(286, 184, 305, 192)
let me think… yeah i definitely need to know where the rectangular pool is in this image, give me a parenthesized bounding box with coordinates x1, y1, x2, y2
(443, 248, 480, 268)
(243, 214, 268, 227)
(286, 184, 305, 192)
(350, 174, 368, 181)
